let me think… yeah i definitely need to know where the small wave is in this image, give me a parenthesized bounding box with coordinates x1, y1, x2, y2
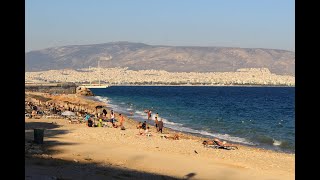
(163, 123, 255, 145)
(135, 110, 146, 116)
(126, 109, 147, 119)
(95, 96, 106, 101)
(107, 103, 119, 110)
(92, 96, 109, 104)
(273, 139, 282, 146)
(160, 118, 183, 126)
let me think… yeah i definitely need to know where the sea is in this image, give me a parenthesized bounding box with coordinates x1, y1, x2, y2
(90, 86, 295, 153)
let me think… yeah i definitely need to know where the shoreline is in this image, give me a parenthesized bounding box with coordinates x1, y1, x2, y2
(89, 93, 295, 155)
(25, 91, 294, 179)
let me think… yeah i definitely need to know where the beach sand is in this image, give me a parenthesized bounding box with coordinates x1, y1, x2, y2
(25, 92, 294, 180)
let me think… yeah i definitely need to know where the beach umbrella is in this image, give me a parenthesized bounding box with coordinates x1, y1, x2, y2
(61, 111, 76, 116)
(29, 94, 52, 102)
(95, 105, 105, 109)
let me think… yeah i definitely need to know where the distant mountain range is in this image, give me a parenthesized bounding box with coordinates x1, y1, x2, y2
(25, 41, 295, 75)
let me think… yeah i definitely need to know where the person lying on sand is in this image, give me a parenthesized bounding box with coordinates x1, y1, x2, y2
(213, 138, 237, 148)
(202, 140, 215, 146)
(202, 138, 238, 149)
(164, 134, 179, 140)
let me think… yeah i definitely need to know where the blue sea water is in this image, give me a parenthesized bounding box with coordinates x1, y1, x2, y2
(90, 86, 295, 153)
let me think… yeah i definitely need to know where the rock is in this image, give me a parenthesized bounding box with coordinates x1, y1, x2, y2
(76, 86, 94, 96)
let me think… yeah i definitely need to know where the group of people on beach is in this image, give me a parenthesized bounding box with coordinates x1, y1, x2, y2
(84, 108, 166, 136)
(136, 111, 165, 137)
(144, 111, 163, 131)
(137, 121, 151, 136)
(85, 109, 126, 129)
(26, 95, 237, 150)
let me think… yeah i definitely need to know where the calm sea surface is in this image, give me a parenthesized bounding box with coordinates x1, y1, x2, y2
(90, 86, 295, 153)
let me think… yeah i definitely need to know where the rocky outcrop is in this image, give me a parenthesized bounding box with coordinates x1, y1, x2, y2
(76, 86, 94, 96)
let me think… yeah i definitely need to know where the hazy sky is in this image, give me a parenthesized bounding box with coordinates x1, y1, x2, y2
(26, 0, 295, 52)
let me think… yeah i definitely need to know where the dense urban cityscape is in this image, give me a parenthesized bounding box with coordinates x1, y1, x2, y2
(25, 67, 295, 86)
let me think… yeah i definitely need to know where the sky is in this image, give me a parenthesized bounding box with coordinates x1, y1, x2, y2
(26, 0, 295, 52)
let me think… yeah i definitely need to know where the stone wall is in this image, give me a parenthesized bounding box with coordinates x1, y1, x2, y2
(25, 83, 77, 94)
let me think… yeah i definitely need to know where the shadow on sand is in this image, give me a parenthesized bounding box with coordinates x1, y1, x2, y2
(25, 121, 183, 180)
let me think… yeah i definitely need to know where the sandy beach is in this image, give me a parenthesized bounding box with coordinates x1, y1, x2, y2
(25, 92, 294, 180)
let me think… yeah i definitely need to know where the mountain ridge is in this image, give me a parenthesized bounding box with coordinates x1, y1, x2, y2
(25, 42, 295, 75)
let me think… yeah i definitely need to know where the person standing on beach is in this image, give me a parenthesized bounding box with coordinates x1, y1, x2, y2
(119, 114, 125, 127)
(142, 121, 147, 130)
(158, 119, 164, 133)
(102, 109, 107, 118)
(155, 116, 159, 130)
(110, 110, 115, 124)
(148, 110, 152, 120)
